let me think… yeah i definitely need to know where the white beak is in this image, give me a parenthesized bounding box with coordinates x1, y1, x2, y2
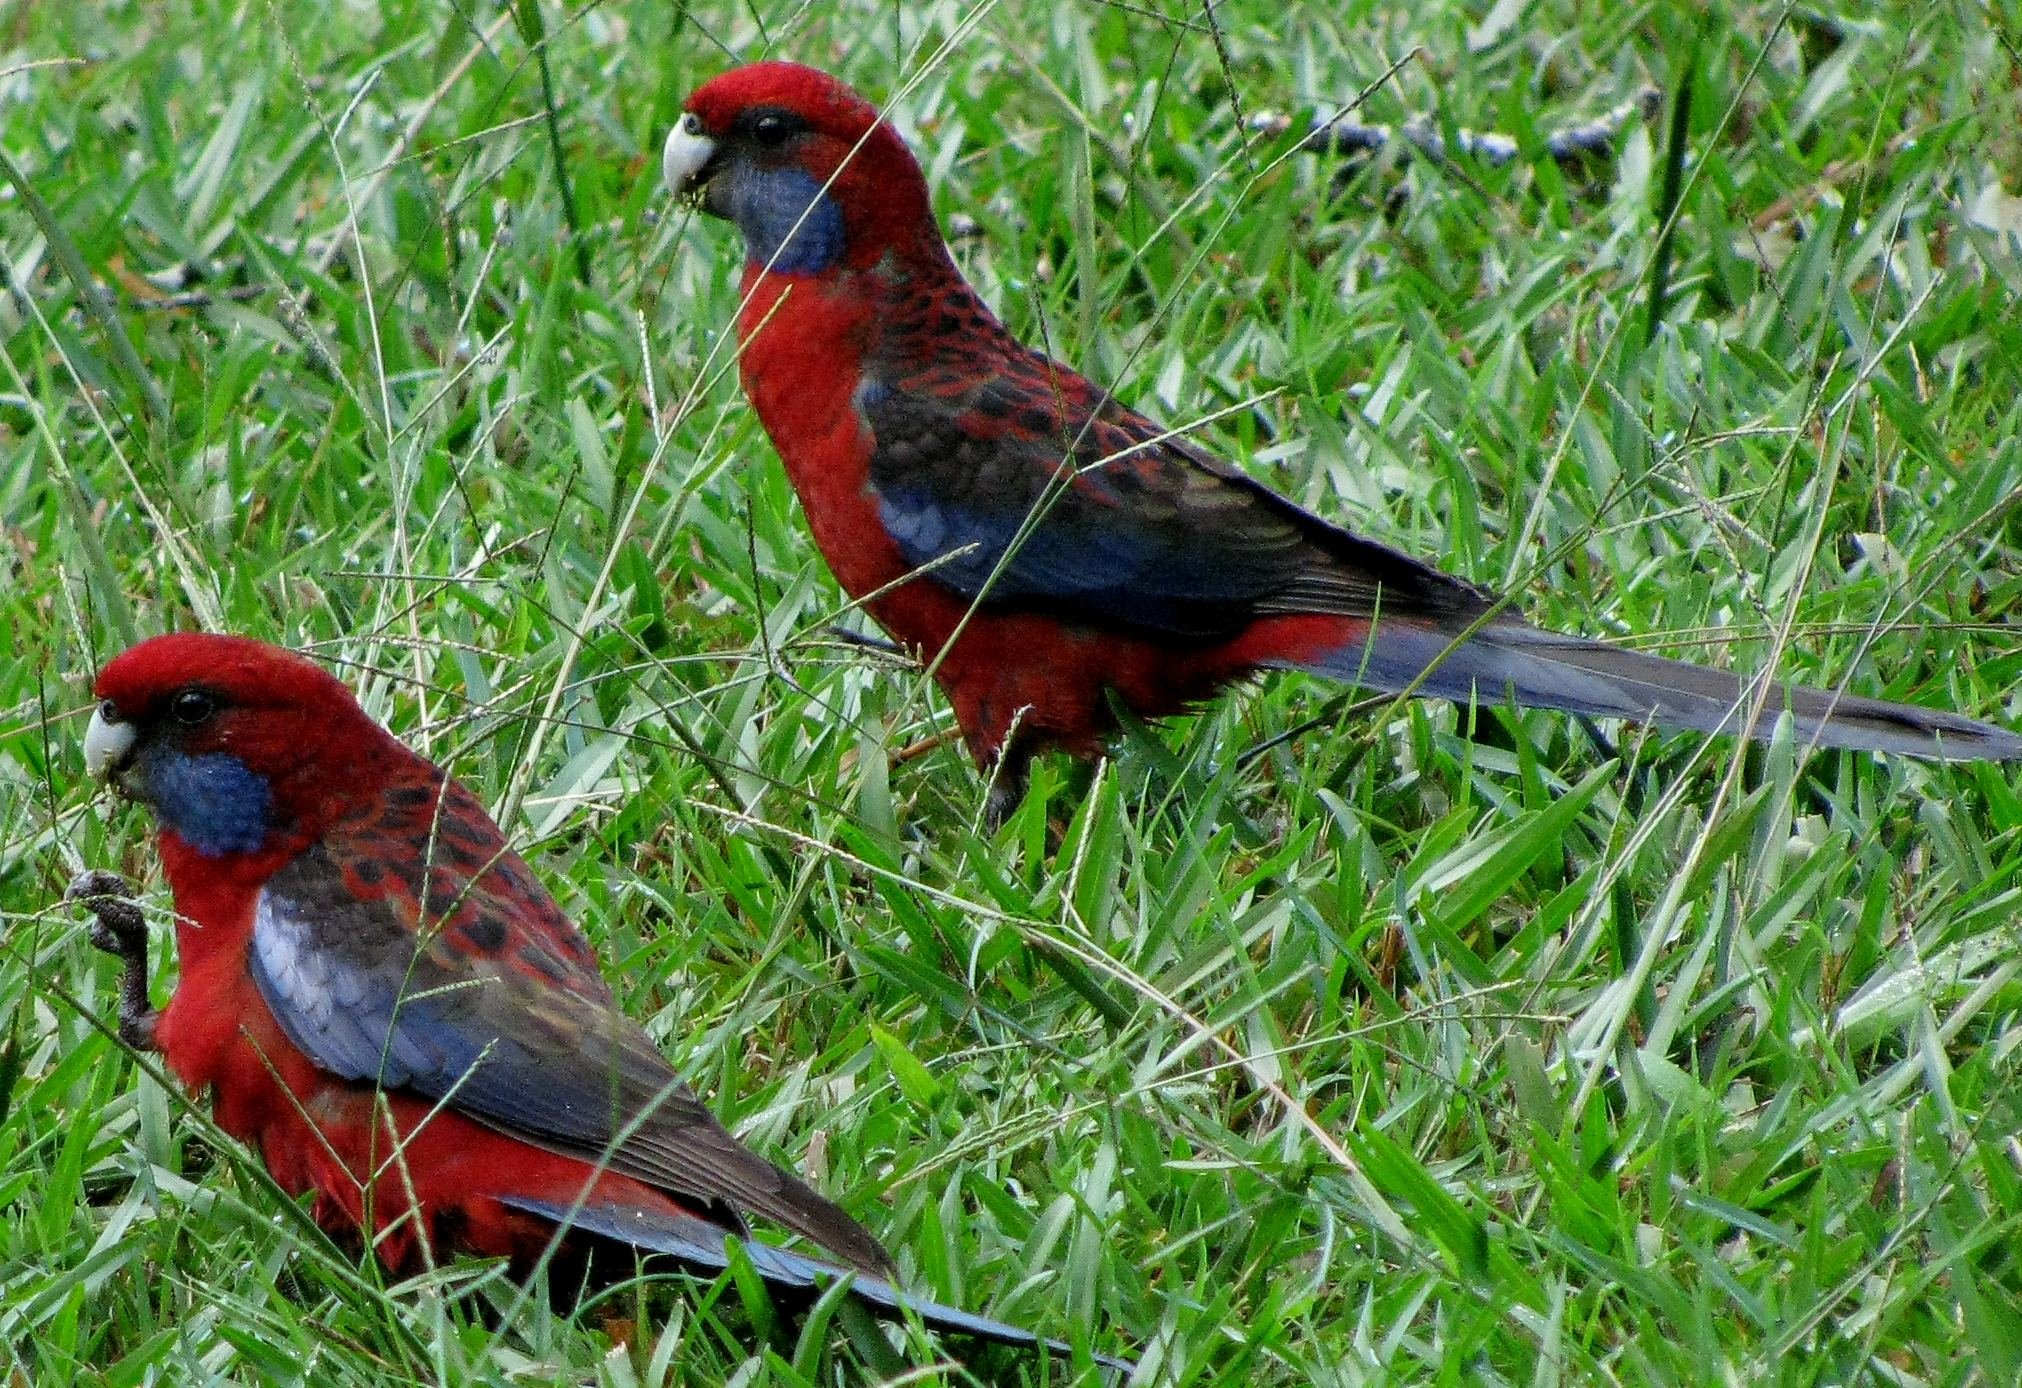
(663, 112, 718, 195)
(84, 704, 137, 780)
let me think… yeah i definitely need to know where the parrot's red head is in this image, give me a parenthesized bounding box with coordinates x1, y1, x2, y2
(87, 634, 404, 860)
(665, 61, 942, 276)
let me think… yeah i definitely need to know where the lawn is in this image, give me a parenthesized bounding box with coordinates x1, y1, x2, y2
(4, 0, 2022, 1382)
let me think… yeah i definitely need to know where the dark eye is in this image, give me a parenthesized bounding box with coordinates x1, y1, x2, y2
(169, 689, 218, 726)
(752, 112, 793, 148)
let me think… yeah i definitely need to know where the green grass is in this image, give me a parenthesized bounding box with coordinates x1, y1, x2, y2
(6, 0, 2022, 1382)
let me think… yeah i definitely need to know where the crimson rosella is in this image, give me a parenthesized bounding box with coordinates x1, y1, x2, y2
(73, 632, 1122, 1367)
(661, 61, 2021, 819)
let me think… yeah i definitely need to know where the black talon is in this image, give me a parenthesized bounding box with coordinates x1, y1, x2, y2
(983, 743, 1034, 833)
(72, 869, 143, 952)
(67, 870, 159, 1051)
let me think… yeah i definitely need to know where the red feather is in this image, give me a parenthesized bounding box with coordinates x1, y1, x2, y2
(675, 63, 2022, 813)
(92, 634, 872, 1275)
(81, 635, 1127, 1367)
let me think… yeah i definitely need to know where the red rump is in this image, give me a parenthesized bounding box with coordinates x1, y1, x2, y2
(674, 63, 2022, 816)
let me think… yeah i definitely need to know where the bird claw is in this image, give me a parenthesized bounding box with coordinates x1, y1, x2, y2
(66, 869, 159, 1051)
(71, 869, 144, 953)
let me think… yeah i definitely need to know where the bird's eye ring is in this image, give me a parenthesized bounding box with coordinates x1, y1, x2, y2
(753, 112, 792, 147)
(169, 689, 218, 725)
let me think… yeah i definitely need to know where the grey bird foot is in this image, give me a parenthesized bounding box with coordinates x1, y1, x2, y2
(67, 870, 159, 1051)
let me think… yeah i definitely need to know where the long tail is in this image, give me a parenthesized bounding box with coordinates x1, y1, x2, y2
(499, 1196, 1133, 1372)
(1291, 619, 2022, 760)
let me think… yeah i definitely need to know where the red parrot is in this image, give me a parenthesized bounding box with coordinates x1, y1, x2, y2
(73, 632, 1119, 1367)
(661, 61, 2021, 819)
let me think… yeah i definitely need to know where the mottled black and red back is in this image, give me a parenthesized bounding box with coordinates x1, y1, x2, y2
(671, 63, 2022, 810)
(317, 772, 607, 999)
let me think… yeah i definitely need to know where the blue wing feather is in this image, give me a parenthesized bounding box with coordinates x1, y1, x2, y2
(862, 367, 1492, 639)
(874, 483, 1237, 625)
(244, 840, 901, 1275)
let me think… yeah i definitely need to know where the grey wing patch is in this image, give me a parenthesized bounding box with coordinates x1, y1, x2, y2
(248, 864, 610, 1136)
(1155, 428, 1500, 625)
(874, 487, 952, 560)
(248, 847, 890, 1273)
(862, 384, 1303, 637)
(249, 883, 489, 1093)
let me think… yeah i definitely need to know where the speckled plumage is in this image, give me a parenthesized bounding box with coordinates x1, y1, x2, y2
(673, 62, 2022, 812)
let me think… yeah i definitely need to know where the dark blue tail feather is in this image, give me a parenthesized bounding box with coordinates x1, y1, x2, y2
(498, 1196, 1132, 1373)
(1289, 619, 2022, 761)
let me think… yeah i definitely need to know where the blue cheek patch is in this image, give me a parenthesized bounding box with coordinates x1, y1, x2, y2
(730, 166, 846, 275)
(143, 748, 275, 857)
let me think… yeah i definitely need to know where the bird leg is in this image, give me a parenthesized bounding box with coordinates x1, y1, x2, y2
(983, 737, 1039, 834)
(67, 869, 159, 1051)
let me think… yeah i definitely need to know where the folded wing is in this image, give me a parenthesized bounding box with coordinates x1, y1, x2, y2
(248, 835, 894, 1276)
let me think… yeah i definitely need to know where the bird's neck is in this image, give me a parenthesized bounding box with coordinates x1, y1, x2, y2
(733, 265, 879, 453)
(735, 241, 1016, 385)
(155, 825, 308, 985)
(875, 241, 1017, 364)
